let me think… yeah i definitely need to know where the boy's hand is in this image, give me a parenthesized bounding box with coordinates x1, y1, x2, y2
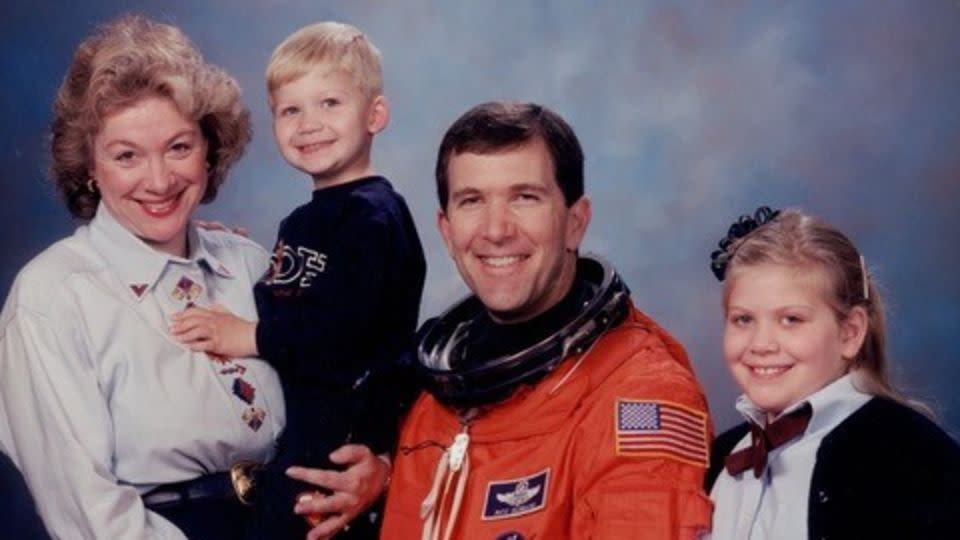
(170, 304, 258, 358)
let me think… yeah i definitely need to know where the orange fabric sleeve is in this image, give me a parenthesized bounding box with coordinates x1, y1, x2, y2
(572, 344, 714, 539)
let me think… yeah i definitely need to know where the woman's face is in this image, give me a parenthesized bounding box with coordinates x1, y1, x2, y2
(90, 96, 208, 257)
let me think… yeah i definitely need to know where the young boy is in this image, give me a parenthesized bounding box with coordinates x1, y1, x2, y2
(172, 21, 425, 538)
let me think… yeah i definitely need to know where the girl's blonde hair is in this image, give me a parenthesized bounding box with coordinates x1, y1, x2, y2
(720, 208, 924, 412)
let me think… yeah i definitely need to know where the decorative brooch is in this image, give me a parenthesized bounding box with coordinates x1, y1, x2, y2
(709, 206, 781, 281)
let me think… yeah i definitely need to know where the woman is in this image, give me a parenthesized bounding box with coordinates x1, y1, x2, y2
(0, 15, 386, 539)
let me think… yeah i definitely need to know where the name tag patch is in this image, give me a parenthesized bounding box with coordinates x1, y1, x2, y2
(482, 468, 549, 520)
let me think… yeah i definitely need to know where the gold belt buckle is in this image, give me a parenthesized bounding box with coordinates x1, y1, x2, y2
(230, 460, 260, 506)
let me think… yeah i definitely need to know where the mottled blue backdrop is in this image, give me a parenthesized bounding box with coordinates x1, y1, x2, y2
(3, 1, 958, 436)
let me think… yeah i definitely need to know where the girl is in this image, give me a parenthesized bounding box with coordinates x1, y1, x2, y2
(705, 207, 960, 539)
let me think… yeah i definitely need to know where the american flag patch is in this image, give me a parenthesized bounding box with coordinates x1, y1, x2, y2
(615, 399, 708, 466)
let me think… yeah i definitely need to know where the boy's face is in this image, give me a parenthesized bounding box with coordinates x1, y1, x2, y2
(437, 138, 591, 323)
(271, 67, 387, 187)
(723, 264, 865, 421)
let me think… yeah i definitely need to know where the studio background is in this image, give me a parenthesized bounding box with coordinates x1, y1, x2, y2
(3, 0, 958, 436)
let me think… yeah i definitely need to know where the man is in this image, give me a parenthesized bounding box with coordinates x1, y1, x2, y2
(382, 102, 713, 539)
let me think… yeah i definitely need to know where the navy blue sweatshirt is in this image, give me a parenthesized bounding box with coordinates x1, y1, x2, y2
(254, 176, 425, 463)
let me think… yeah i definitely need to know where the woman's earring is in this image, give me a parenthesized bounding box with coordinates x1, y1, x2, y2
(86, 178, 98, 194)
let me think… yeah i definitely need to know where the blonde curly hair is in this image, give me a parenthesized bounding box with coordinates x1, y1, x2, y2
(50, 14, 251, 219)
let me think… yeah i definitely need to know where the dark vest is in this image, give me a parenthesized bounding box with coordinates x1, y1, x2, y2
(707, 397, 960, 539)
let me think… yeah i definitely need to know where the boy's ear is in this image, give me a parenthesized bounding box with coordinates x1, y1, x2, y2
(840, 305, 869, 360)
(367, 95, 389, 135)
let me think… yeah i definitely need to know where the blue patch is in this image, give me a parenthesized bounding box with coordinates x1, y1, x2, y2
(482, 469, 549, 521)
(494, 532, 525, 540)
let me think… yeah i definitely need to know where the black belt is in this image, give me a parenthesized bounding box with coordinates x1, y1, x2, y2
(143, 462, 261, 509)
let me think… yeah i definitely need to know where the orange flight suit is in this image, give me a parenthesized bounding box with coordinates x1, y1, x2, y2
(382, 304, 713, 539)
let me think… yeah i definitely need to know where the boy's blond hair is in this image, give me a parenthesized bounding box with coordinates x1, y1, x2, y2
(266, 21, 383, 104)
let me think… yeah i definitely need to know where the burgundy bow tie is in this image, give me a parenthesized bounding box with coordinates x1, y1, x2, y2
(725, 402, 813, 478)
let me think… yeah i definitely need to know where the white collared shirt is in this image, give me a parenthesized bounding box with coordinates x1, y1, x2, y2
(709, 373, 871, 540)
(0, 205, 285, 539)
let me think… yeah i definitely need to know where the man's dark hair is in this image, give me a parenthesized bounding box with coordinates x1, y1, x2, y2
(435, 102, 584, 209)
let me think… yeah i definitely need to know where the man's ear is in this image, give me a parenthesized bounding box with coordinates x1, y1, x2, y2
(367, 95, 389, 134)
(840, 305, 869, 360)
(564, 195, 592, 251)
(437, 208, 455, 256)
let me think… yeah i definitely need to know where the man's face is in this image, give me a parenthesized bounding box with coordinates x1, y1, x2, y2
(438, 138, 590, 323)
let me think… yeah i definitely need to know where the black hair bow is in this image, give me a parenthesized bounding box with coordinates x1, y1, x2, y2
(709, 206, 780, 281)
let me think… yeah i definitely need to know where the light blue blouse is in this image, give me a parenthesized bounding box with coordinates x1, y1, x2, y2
(0, 205, 285, 539)
(709, 373, 871, 540)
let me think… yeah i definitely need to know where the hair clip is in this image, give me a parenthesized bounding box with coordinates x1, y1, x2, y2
(709, 206, 781, 281)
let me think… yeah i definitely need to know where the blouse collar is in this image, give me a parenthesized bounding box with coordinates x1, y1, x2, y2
(87, 204, 234, 302)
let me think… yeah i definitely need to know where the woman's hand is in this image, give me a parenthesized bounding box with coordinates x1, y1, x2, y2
(286, 444, 391, 540)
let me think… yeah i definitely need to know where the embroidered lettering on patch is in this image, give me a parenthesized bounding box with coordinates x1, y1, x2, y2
(615, 399, 708, 466)
(482, 469, 549, 521)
